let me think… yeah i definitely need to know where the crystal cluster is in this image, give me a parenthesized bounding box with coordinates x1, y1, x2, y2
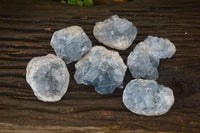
(74, 46, 127, 94)
(51, 26, 92, 64)
(123, 79, 174, 116)
(127, 36, 176, 80)
(93, 15, 137, 50)
(26, 54, 70, 102)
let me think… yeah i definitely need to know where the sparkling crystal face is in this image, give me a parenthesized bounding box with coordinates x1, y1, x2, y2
(123, 79, 174, 116)
(26, 54, 70, 102)
(93, 15, 137, 50)
(50, 26, 92, 64)
(127, 36, 176, 80)
(74, 46, 127, 94)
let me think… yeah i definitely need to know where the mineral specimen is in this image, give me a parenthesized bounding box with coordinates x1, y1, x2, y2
(127, 43, 160, 80)
(93, 15, 137, 50)
(123, 79, 174, 116)
(26, 54, 70, 102)
(74, 46, 127, 94)
(141, 36, 176, 59)
(50, 26, 92, 64)
(127, 36, 176, 80)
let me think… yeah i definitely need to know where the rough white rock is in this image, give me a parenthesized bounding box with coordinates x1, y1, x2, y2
(93, 15, 137, 50)
(26, 54, 70, 102)
(74, 46, 127, 94)
(123, 79, 175, 116)
(51, 26, 92, 64)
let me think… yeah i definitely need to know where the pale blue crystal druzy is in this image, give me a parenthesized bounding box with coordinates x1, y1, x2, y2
(93, 15, 137, 50)
(127, 36, 176, 80)
(26, 54, 70, 102)
(50, 26, 92, 64)
(123, 79, 174, 116)
(74, 46, 127, 94)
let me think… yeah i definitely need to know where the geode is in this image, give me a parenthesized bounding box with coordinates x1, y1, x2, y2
(26, 54, 70, 102)
(74, 46, 127, 94)
(127, 36, 176, 80)
(123, 79, 174, 116)
(93, 15, 137, 50)
(50, 26, 92, 64)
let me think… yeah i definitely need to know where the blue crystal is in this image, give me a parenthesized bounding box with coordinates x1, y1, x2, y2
(74, 46, 127, 94)
(127, 43, 160, 80)
(26, 54, 70, 102)
(123, 79, 174, 116)
(142, 36, 176, 59)
(93, 15, 137, 50)
(50, 26, 92, 64)
(127, 36, 176, 80)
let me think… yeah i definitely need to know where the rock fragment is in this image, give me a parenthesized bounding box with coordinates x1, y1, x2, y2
(51, 26, 92, 64)
(127, 36, 176, 80)
(93, 15, 137, 50)
(26, 54, 70, 102)
(123, 79, 174, 116)
(74, 46, 127, 94)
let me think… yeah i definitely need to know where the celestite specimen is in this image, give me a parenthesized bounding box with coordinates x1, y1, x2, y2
(123, 79, 174, 116)
(127, 36, 176, 80)
(127, 44, 160, 80)
(74, 46, 127, 94)
(93, 15, 137, 50)
(50, 26, 92, 64)
(141, 36, 176, 59)
(26, 54, 70, 102)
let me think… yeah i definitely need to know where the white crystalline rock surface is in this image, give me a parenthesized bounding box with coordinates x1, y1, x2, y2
(26, 54, 70, 102)
(93, 15, 137, 50)
(123, 79, 174, 116)
(127, 36, 176, 80)
(74, 46, 127, 94)
(50, 26, 92, 64)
